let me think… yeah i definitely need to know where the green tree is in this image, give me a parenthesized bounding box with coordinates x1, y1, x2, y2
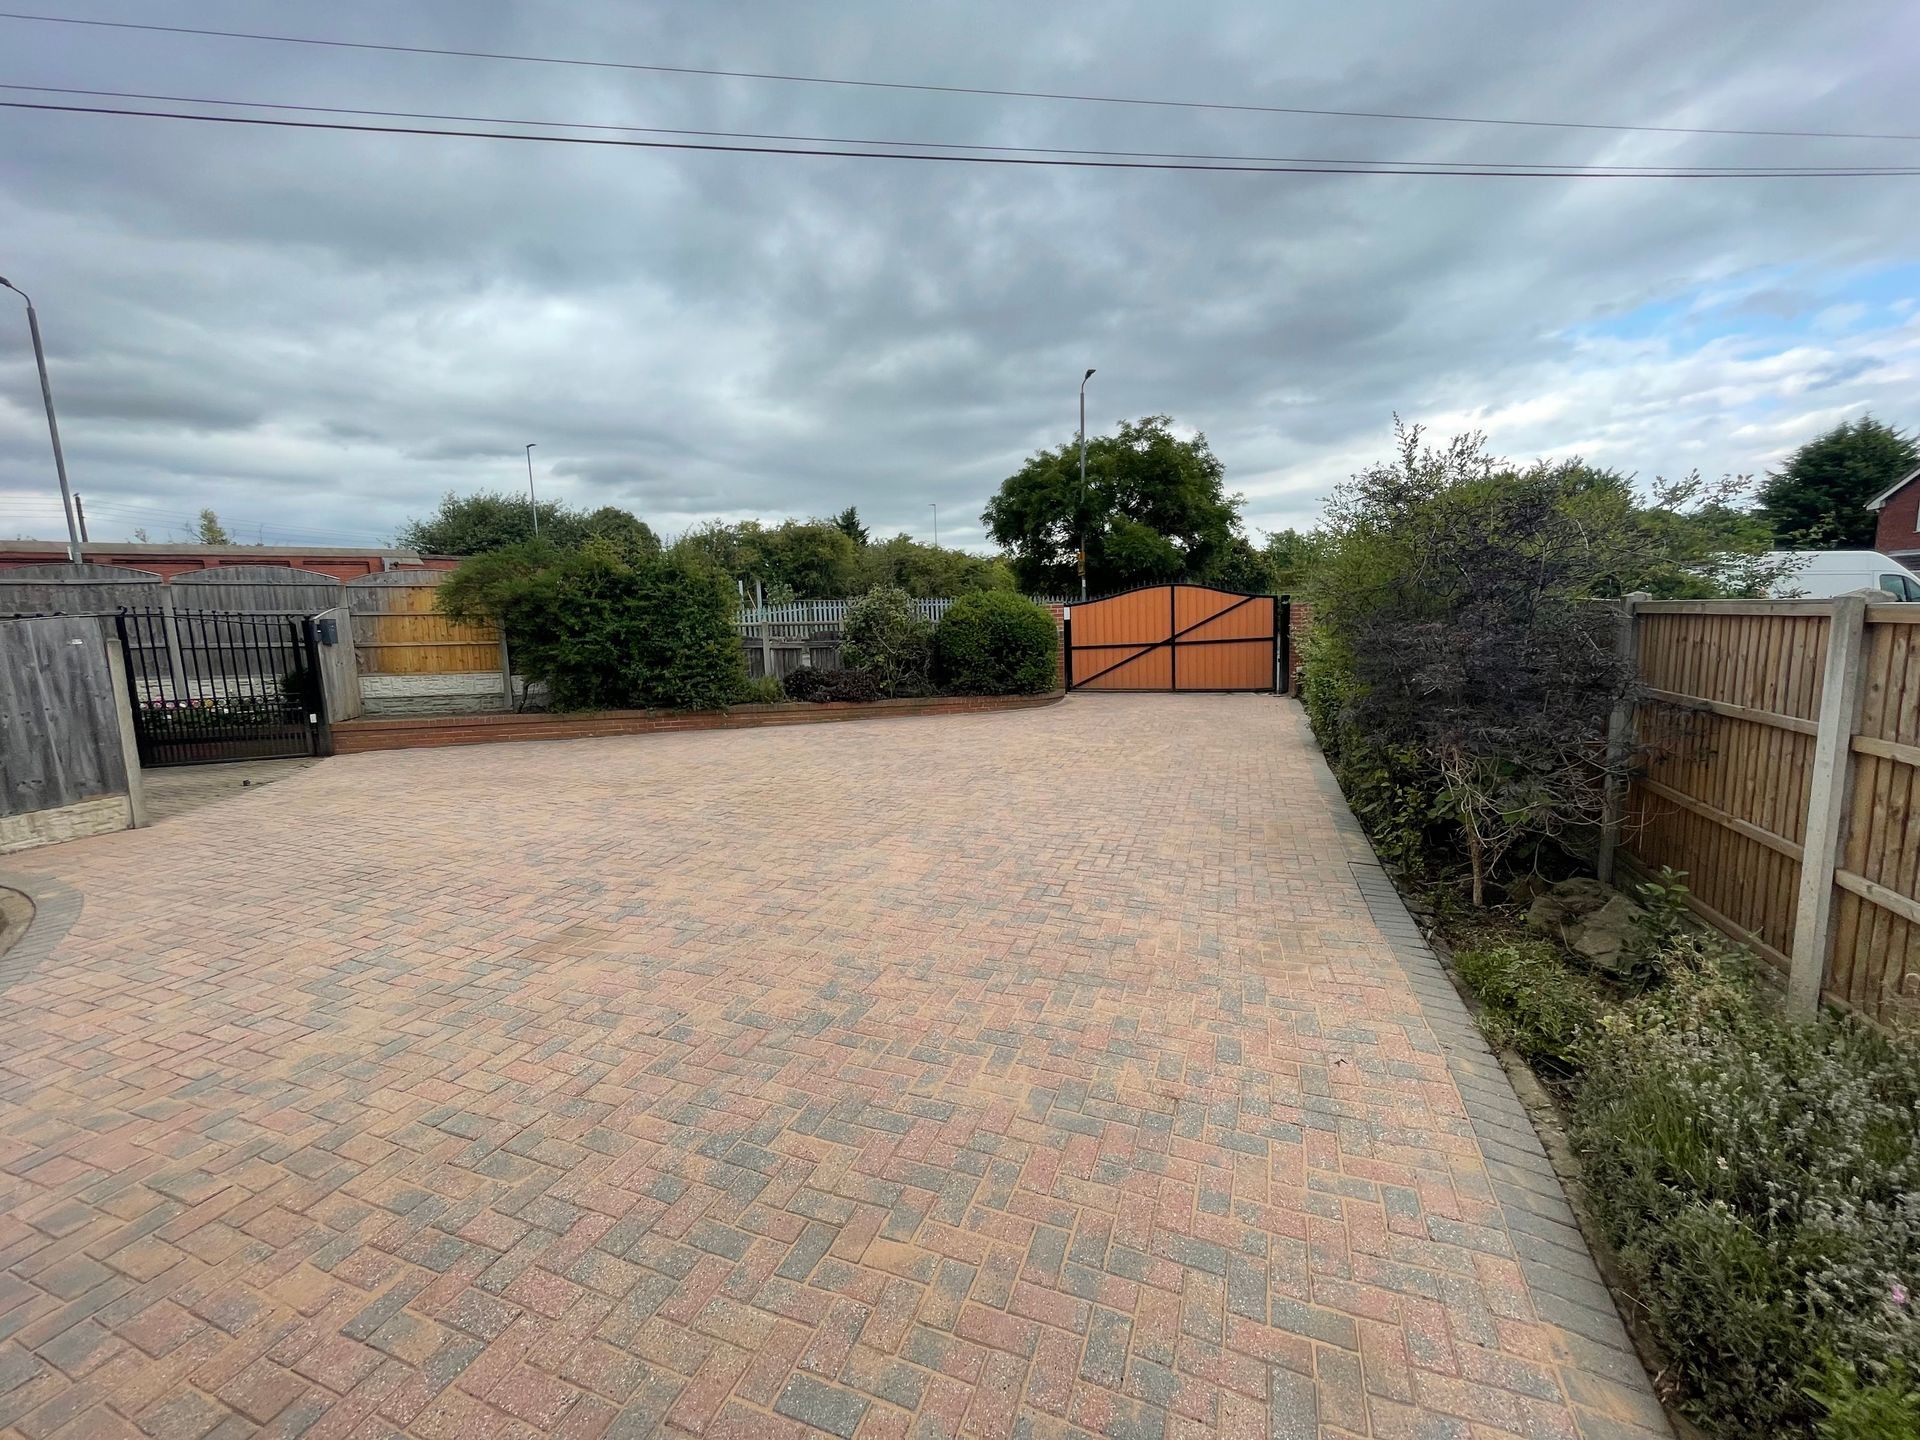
(671, 519, 860, 598)
(982, 415, 1245, 593)
(1260, 528, 1324, 594)
(579, 505, 662, 563)
(753, 521, 860, 598)
(1305, 420, 1787, 905)
(1756, 416, 1917, 547)
(831, 506, 870, 545)
(851, 535, 1015, 597)
(195, 509, 231, 545)
(1201, 535, 1275, 594)
(398, 490, 659, 557)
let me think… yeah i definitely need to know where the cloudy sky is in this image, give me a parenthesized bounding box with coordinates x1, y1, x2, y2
(2, 1, 1917, 554)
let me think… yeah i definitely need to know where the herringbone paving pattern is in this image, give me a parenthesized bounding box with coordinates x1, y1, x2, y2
(0, 698, 1665, 1438)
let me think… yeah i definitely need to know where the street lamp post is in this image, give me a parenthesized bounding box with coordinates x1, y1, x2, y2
(0, 276, 83, 562)
(1078, 368, 1096, 600)
(524, 443, 539, 537)
(929, 503, 938, 548)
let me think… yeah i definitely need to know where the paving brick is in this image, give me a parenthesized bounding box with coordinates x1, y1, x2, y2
(775, 1372, 871, 1439)
(0, 699, 1665, 1439)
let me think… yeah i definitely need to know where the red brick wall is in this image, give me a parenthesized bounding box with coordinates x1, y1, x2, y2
(1286, 602, 1313, 693)
(1875, 479, 1920, 561)
(0, 545, 456, 580)
(1038, 602, 1067, 687)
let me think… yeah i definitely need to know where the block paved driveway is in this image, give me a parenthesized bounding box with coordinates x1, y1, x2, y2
(0, 698, 1667, 1440)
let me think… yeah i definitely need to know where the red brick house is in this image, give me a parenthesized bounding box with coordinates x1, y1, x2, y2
(0, 540, 456, 581)
(1868, 466, 1920, 569)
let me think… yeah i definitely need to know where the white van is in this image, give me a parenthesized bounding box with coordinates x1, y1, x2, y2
(1765, 550, 1920, 602)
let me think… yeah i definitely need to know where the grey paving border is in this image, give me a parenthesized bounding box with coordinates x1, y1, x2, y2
(0, 865, 84, 998)
(1291, 706, 1674, 1439)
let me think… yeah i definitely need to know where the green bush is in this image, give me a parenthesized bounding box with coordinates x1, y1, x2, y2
(1808, 1357, 1920, 1440)
(735, 674, 784, 705)
(934, 592, 1057, 695)
(840, 586, 933, 697)
(1574, 985, 1920, 1435)
(782, 667, 880, 703)
(442, 540, 745, 712)
(1452, 937, 1605, 1075)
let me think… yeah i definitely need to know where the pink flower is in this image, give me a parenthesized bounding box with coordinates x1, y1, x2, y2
(1892, 1281, 1910, 1309)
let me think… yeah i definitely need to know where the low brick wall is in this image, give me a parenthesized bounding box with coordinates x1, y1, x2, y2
(332, 691, 1066, 753)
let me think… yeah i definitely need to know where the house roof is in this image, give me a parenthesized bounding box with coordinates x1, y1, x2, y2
(1866, 465, 1920, 510)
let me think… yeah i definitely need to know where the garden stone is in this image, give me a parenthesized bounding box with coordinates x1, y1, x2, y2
(1524, 877, 1614, 936)
(1564, 893, 1646, 976)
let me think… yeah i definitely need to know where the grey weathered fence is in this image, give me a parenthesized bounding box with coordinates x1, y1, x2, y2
(0, 561, 162, 616)
(169, 565, 344, 613)
(0, 615, 145, 852)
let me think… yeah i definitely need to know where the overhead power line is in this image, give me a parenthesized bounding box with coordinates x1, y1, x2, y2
(6, 84, 1919, 175)
(2, 9, 1914, 145)
(6, 101, 1917, 178)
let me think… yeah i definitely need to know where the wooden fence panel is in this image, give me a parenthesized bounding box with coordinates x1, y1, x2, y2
(1618, 598, 1920, 1028)
(344, 573, 502, 674)
(1829, 610, 1920, 1020)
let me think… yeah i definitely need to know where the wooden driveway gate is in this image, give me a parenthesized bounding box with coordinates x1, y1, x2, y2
(1064, 584, 1286, 692)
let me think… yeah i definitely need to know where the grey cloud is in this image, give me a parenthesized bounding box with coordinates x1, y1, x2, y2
(1, 0, 1917, 552)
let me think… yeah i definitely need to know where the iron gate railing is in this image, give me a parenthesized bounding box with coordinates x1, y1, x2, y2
(116, 607, 331, 766)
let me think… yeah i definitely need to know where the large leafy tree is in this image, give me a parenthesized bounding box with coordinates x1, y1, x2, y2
(398, 490, 660, 558)
(668, 519, 860, 599)
(1756, 417, 1917, 547)
(851, 535, 1015, 597)
(982, 415, 1245, 593)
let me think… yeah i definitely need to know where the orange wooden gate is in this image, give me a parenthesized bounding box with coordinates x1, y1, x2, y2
(1065, 584, 1283, 692)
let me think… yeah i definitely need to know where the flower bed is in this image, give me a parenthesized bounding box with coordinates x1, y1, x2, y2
(1442, 883, 1920, 1438)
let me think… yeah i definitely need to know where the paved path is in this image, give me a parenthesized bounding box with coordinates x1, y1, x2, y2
(139, 760, 318, 827)
(0, 698, 1666, 1440)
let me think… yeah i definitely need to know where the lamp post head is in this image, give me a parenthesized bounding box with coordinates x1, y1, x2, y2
(0, 276, 23, 303)
(1084, 368, 1095, 381)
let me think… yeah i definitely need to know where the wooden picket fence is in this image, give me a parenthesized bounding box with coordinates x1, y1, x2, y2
(1601, 594, 1920, 1027)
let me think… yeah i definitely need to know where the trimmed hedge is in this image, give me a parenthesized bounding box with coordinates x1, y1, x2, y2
(933, 592, 1057, 695)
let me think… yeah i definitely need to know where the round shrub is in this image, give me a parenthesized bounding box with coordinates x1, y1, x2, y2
(840, 586, 933, 697)
(934, 592, 1057, 695)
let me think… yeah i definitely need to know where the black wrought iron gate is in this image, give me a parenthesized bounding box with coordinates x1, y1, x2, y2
(116, 608, 331, 766)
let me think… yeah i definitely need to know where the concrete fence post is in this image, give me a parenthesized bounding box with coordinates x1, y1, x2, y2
(1595, 591, 1650, 888)
(1787, 590, 1872, 1020)
(101, 632, 148, 829)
